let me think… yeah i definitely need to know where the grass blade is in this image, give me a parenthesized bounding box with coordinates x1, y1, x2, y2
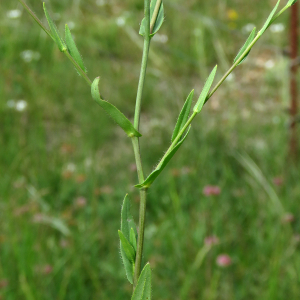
(234, 28, 256, 65)
(65, 24, 86, 73)
(135, 126, 191, 189)
(131, 263, 151, 300)
(171, 90, 194, 142)
(91, 77, 142, 137)
(140, 0, 164, 37)
(193, 66, 217, 113)
(258, 0, 281, 36)
(43, 3, 66, 52)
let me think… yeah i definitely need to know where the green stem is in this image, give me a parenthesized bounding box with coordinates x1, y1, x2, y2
(132, 0, 151, 289)
(18, 0, 53, 39)
(205, 34, 260, 103)
(63, 50, 92, 86)
(153, 34, 263, 173)
(19, 0, 92, 87)
(133, 39, 151, 129)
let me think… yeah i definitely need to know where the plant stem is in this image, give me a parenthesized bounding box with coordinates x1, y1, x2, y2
(152, 34, 263, 177)
(133, 40, 151, 129)
(18, 0, 53, 39)
(132, 0, 151, 289)
(18, 0, 92, 87)
(64, 50, 92, 86)
(205, 34, 260, 103)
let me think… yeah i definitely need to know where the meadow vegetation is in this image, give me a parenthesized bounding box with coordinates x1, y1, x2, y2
(0, 0, 299, 299)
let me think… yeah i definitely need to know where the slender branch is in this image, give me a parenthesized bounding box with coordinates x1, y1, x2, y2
(63, 50, 92, 86)
(205, 34, 260, 103)
(19, 0, 92, 86)
(18, 0, 53, 39)
(150, 34, 262, 176)
(132, 0, 151, 289)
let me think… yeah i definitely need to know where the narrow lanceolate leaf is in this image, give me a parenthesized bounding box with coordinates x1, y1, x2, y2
(234, 28, 256, 65)
(131, 263, 151, 300)
(193, 65, 217, 113)
(120, 246, 134, 283)
(135, 126, 191, 189)
(120, 195, 136, 284)
(258, 0, 281, 36)
(286, 0, 298, 6)
(118, 230, 136, 263)
(130, 227, 137, 251)
(91, 77, 142, 137)
(65, 24, 86, 72)
(43, 3, 66, 52)
(139, 0, 164, 37)
(171, 90, 194, 142)
(121, 195, 136, 240)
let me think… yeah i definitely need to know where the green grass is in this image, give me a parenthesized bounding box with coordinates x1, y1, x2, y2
(1, 0, 300, 299)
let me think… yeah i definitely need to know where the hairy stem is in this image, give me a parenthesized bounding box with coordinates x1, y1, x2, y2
(132, 0, 151, 289)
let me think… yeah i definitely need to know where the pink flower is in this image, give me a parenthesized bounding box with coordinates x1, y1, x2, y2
(216, 254, 232, 267)
(0, 279, 9, 289)
(204, 236, 219, 246)
(282, 213, 295, 223)
(74, 197, 87, 208)
(203, 185, 221, 196)
(273, 177, 283, 186)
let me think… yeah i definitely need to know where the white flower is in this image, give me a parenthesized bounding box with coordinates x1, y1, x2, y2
(96, 0, 106, 6)
(264, 59, 275, 69)
(67, 21, 75, 30)
(152, 34, 168, 43)
(66, 163, 76, 172)
(270, 23, 285, 33)
(242, 23, 255, 33)
(226, 73, 235, 82)
(20, 50, 41, 63)
(116, 17, 126, 27)
(7, 9, 22, 19)
(15, 100, 28, 112)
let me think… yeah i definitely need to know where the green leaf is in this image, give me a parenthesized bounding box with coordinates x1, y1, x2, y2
(120, 246, 134, 284)
(130, 227, 137, 251)
(234, 28, 256, 65)
(120, 195, 137, 284)
(287, 0, 297, 6)
(91, 77, 142, 137)
(139, 0, 164, 37)
(118, 230, 136, 263)
(259, 0, 281, 36)
(135, 126, 191, 189)
(131, 263, 151, 300)
(65, 24, 86, 72)
(43, 3, 66, 52)
(121, 194, 137, 240)
(171, 90, 194, 142)
(193, 65, 217, 113)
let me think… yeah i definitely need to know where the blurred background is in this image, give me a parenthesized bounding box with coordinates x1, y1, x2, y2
(1, 0, 300, 299)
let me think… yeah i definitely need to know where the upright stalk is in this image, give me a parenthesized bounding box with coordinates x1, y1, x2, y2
(132, 0, 151, 288)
